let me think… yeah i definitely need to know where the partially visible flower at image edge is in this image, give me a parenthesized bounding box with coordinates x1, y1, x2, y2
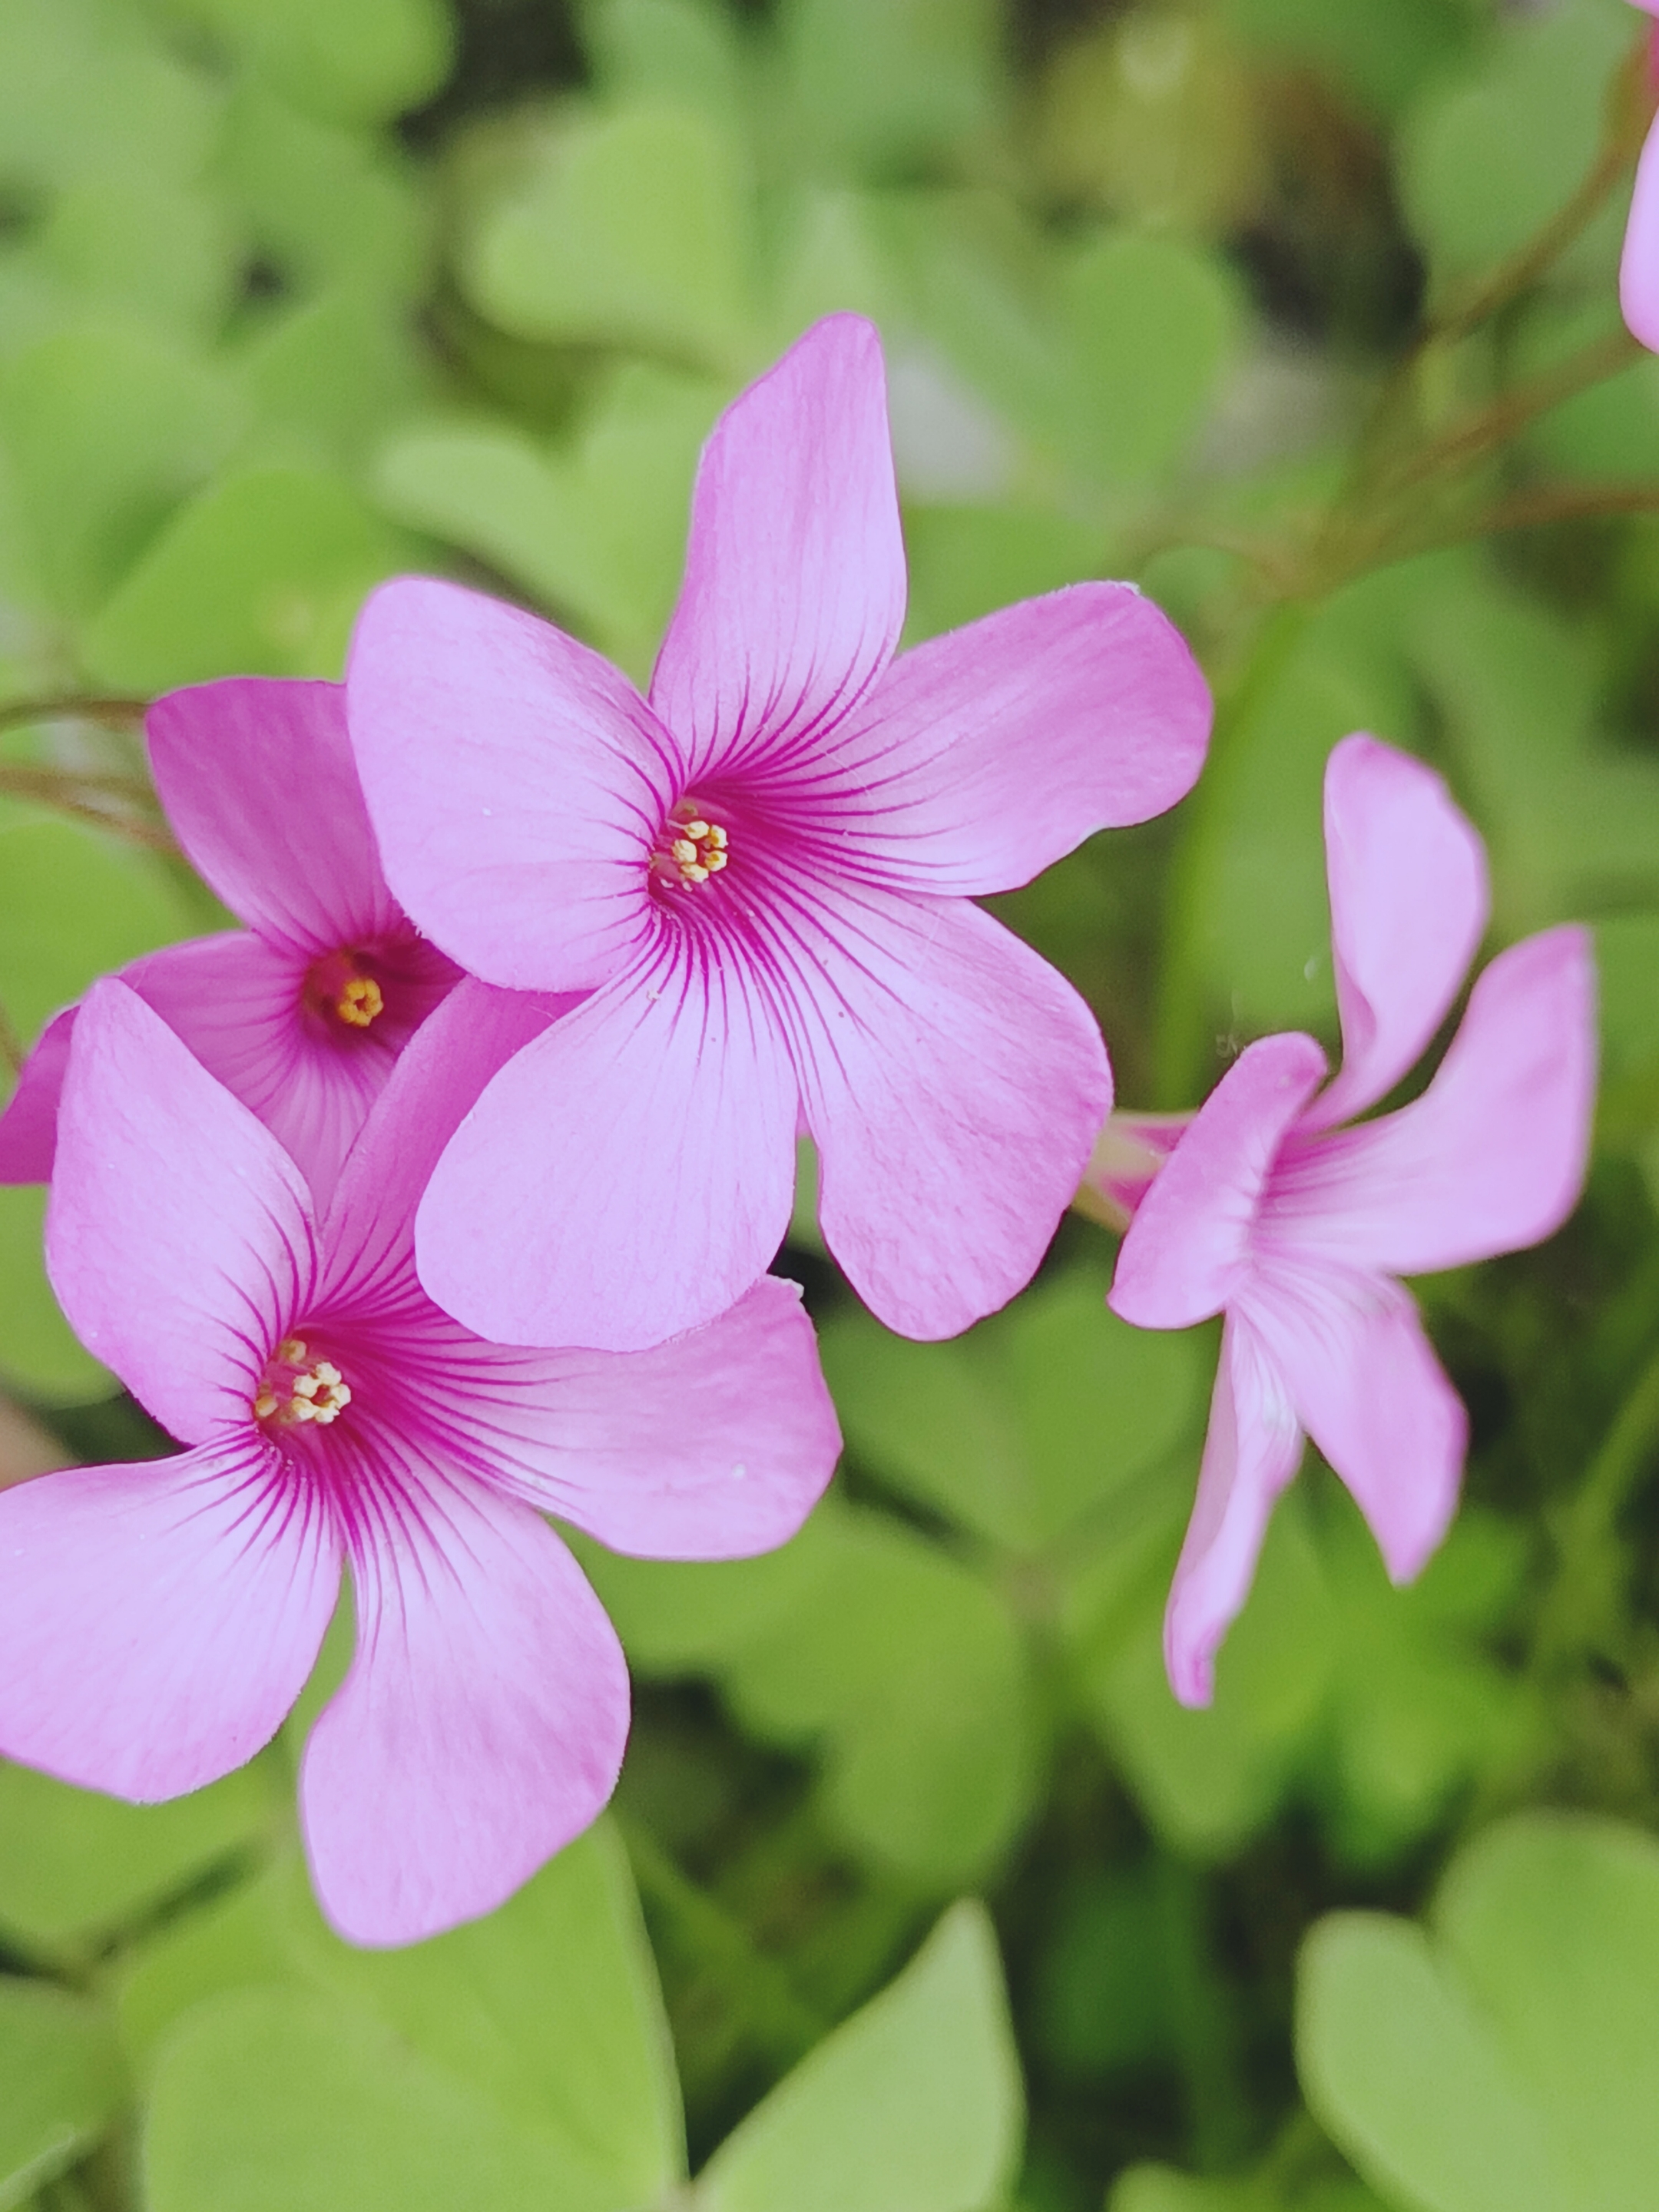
(0, 977, 840, 1945)
(346, 311, 1213, 1356)
(1108, 734, 1595, 1707)
(1621, 0, 1659, 349)
(0, 679, 462, 1204)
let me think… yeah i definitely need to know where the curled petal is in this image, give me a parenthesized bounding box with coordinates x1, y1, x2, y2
(811, 584, 1211, 896)
(649, 314, 906, 784)
(783, 886, 1111, 1339)
(1307, 734, 1488, 1131)
(347, 578, 666, 992)
(1244, 1258, 1465, 1584)
(1164, 1313, 1303, 1708)
(1111, 1033, 1326, 1333)
(1623, 111, 1659, 353)
(300, 1475, 628, 1946)
(147, 680, 401, 955)
(1263, 928, 1595, 1278)
(416, 938, 797, 1352)
(0, 1006, 76, 1184)
(432, 1277, 840, 1560)
(47, 982, 316, 1439)
(0, 1438, 339, 1800)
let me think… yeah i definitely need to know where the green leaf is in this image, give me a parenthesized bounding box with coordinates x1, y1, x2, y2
(0, 0, 220, 197)
(581, 0, 746, 125)
(820, 1269, 1207, 1555)
(235, 289, 432, 475)
(167, 0, 455, 129)
(375, 363, 727, 678)
(1056, 230, 1240, 485)
(0, 1757, 276, 1963)
(698, 1901, 1022, 2212)
(0, 1184, 108, 1402)
(464, 103, 756, 367)
(772, 0, 1004, 177)
(83, 465, 414, 692)
(901, 505, 1104, 647)
(1298, 1813, 1659, 2212)
(29, 175, 239, 345)
(138, 1824, 684, 2212)
(1219, 0, 1474, 121)
(579, 1502, 1037, 1889)
(1397, 0, 1632, 299)
(1409, 564, 1659, 935)
(0, 325, 243, 618)
(0, 1978, 124, 2209)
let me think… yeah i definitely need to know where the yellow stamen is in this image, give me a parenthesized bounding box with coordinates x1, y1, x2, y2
(654, 796, 731, 889)
(336, 975, 384, 1028)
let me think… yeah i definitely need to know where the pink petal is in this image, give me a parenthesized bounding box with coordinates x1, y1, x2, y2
(1306, 734, 1489, 1130)
(1624, 114, 1659, 354)
(46, 980, 316, 1442)
(1110, 1033, 1327, 1332)
(438, 1278, 841, 1559)
(147, 680, 401, 955)
(785, 887, 1111, 1339)
(1263, 928, 1595, 1278)
(1243, 1257, 1465, 1583)
(416, 939, 798, 1352)
(0, 1437, 340, 1799)
(300, 1476, 628, 1945)
(0, 1006, 76, 1183)
(648, 315, 906, 785)
(321, 976, 580, 1306)
(1164, 1312, 1304, 1708)
(810, 585, 1211, 896)
(347, 577, 667, 992)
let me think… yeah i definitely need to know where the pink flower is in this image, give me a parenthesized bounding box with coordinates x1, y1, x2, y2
(0, 680, 462, 1202)
(1621, 4, 1659, 350)
(1110, 735, 1594, 1707)
(347, 314, 1210, 1353)
(0, 977, 839, 1945)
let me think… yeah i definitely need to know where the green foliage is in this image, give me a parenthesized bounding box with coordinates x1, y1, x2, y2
(1299, 1816, 1659, 2212)
(5, 4, 1659, 2210)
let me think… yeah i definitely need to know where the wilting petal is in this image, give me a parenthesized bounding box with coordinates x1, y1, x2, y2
(1306, 734, 1488, 1130)
(1263, 928, 1594, 1278)
(147, 680, 401, 955)
(347, 578, 667, 992)
(0, 1437, 339, 1799)
(433, 1278, 840, 1558)
(648, 314, 906, 784)
(812, 585, 1210, 895)
(1623, 110, 1659, 353)
(0, 1006, 75, 1183)
(321, 977, 580, 1307)
(1164, 1313, 1303, 1708)
(1244, 1257, 1465, 1584)
(47, 981, 316, 1440)
(1111, 1033, 1326, 1332)
(780, 886, 1110, 1339)
(300, 1474, 628, 1945)
(417, 936, 797, 1351)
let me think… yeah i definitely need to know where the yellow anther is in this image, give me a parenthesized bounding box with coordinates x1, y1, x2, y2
(704, 849, 727, 873)
(253, 1389, 279, 1420)
(336, 975, 384, 1029)
(279, 1337, 306, 1363)
(671, 839, 698, 865)
(654, 796, 731, 889)
(253, 1343, 352, 1430)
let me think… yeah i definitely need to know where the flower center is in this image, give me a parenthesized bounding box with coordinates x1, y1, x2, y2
(304, 949, 387, 1031)
(651, 798, 729, 889)
(253, 1336, 353, 1428)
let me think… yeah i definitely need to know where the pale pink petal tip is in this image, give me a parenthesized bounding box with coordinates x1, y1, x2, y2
(0, 1007, 76, 1183)
(1622, 115, 1659, 353)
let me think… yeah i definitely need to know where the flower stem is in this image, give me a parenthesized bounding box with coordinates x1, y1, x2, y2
(0, 694, 147, 731)
(1534, 1339, 1659, 1674)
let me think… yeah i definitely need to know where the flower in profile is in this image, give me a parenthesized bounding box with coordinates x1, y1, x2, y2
(0, 977, 840, 1945)
(1109, 735, 1594, 1707)
(1621, 2, 1659, 349)
(0, 680, 462, 1202)
(347, 313, 1211, 1354)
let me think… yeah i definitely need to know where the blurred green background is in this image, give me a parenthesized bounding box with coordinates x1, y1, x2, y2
(5, 2, 1659, 2207)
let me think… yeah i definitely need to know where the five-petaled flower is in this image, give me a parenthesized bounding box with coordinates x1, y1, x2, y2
(1622, 2, 1659, 350)
(1108, 734, 1594, 1707)
(0, 977, 840, 1945)
(346, 313, 1212, 1355)
(0, 679, 462, 1203)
